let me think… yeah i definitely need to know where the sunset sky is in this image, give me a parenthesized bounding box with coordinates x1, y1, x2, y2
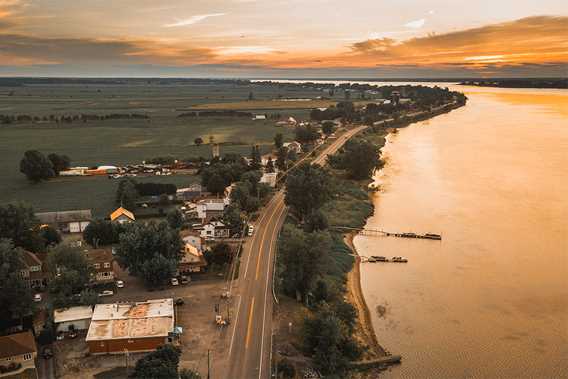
(0, 0, 567, 77)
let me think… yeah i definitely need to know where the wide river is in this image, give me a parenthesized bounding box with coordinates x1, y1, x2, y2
(353, 85, 568, 378)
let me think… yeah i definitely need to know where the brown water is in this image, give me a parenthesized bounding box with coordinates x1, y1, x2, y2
(355, 86, 568, 378)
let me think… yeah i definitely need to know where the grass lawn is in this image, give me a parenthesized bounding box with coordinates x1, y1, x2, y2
(188, 99, 338, 110)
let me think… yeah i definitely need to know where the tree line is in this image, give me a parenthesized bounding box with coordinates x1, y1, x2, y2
(20, 150, 71, 182)
(1, 113, 149, 125)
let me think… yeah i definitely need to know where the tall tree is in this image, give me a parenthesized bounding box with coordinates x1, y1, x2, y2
(274, 133, 284, 149)
(340, 139, 380, 180)
(276, 147, 288, 171)
(83, 219, 122, 247)
(140, 255, 176, 288)
(132, 345, 181, 379)
(250, 145, 262, 170)
(46, 244, 92, 308)
(47, 153, 71, 174)
(0, 203, 43, 252)
(0, 239, 34, 325)
(20, 150, 55, 182)
(116, 178, 139, 209)
(266, 157, 275, 173)
(194, 137, 203, 146)
(166, 209, 184, 229)
(285, 163, 332, 221)
(116, 221, 182, 276)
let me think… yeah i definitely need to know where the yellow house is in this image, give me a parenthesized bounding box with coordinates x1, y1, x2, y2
(110, 207, 135, 224)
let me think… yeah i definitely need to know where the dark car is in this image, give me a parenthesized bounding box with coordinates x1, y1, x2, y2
(42, 347, 54, 359)
(175, 298, 185, 306)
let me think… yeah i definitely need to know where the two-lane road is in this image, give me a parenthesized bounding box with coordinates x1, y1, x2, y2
(225, 124, 369, 379)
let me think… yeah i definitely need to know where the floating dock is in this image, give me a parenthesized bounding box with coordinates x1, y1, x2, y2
(359, 228, 442, 240)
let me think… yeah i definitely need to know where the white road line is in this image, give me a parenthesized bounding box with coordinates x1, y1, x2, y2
(258, 202, 285, 379)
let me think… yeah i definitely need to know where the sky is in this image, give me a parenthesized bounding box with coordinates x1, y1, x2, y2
(0, 0, 567, 78)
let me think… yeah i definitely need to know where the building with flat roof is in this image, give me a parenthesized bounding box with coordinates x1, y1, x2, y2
(85, 299, 176, 355)
(54, 306, 93, 333)
(35, 209, 92, 233)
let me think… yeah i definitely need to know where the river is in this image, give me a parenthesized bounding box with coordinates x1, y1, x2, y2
(354, 85, 568, 378)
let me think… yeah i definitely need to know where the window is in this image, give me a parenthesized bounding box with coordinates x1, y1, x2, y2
(103, 272, 110, 277)
(128, 339, 134, 344)
(103, 262, 111, 268)
(23, 353, 32, 361)
(94, 263, 100, 269)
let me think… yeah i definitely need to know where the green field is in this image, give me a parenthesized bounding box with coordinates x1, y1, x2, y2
(0, 80, 329, 216)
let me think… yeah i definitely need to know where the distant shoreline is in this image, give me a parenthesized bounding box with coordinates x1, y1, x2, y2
(459, 78, 567, 89)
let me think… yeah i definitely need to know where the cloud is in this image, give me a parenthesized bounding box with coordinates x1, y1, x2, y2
(164, 13, 225, 27)
(404, 18, 426, 29)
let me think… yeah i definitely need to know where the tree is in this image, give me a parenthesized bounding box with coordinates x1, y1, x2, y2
(285, 163, 332, 221)
(295, 125, 320, 144)
(132, 345, 181, 379)
(0, 203, 43, 252)
(250, 145, 261, 170)
(47, 153, 71, 174)
(274, 133, 284, 149)
(0, 240, 33, 325)
(248, 91, 254, 101)
(223, 204, 244, 235)
(83, 219, 122, 247)
(19, 150, 55, 182)
(276, 147, 288, 171)
(322, 121, 335, 136)
(194, 137, 204, 146)
(278, 225, 331, 300)
(337, 139, 380, 180)
(116, 221, 182, 276)
(79, 289, 99, 307)
(304, 210, 329, 232)
(39, 226, 61, 246)
(204, 243, 233, 266)
(116, 178, 139, 209)
(266, 157, 275, 173)
(166, 209, 184, 229)
(141, 255, 176, 288)
(46, 244, 92, 308)
(205, 173, 226, 195)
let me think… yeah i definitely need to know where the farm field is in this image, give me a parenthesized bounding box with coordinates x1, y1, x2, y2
(188, 99, 337, 110)
(0, 79, 333, 215)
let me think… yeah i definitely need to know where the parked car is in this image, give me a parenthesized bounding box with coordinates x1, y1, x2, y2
(68, 330, 78, 339)
(33, 294, 42, 302)
(116, 280, 125, 288)
(98, 290, 114, 297)
(175, 298, 185, 306)
(171, 278, 179, 286)
(247, 225, 254, 236)
(180, 275, 191, 285)
(42, 347, 53, 359)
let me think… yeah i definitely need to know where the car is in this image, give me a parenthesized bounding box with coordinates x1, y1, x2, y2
(171, 278, 179, 286)
(247, 225, 254, 236)
(180, 275, 190, 285)
(175, 298, 185, 306)
(33, 293, 42, 302)
(98, 290, 114, 297)
(116, 280, 125, 288)
(56, 333, 64, 341)
(42, 347, 54, 359)
(68, 330, 78, 339)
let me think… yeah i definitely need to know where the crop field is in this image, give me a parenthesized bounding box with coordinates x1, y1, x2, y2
(0, 79, 332, 215)
(188, 99, 338, 110)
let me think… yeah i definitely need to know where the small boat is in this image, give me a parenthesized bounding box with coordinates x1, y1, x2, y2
(391, 256, 408, 263)
(371, 256, 387, 262)
(424, 233, 442, 240)
(367, 257, 377, 263)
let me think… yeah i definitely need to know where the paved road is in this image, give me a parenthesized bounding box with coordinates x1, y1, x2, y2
(225, 125, 369, 379)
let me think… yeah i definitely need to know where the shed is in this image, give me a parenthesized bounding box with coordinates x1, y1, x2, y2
(35, 209, 92, 233)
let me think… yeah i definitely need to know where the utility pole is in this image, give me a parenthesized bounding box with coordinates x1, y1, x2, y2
(207, 349, 211, 379)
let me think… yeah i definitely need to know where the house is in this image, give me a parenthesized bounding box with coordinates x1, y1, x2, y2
(182, 234, 203, 252)
(176, 184, 203, 201)
(54, 306, 93, 333)
(196, 199, 226, 222)
(178, 243, 207, 274)
(35, 209, 92, 233)
(0, 331, 38, 379)
(86, 249, 115, 283)
(260, 172, 277, 188)
(283, 141, 302, 154)
(200, 221, 230, 240)
(20, 251, 47, 290)
(110, 207, 135, 224)
(85, 299, 177, 355)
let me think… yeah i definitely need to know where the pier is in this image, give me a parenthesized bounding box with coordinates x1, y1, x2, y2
(332, 226, 442, 240)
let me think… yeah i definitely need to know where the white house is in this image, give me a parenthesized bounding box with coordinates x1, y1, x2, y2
(54, 306, 93, 333)
(260, 172, 277, 188)
(283, 141, 302, 154)
(200, 221, 231, 240)
(196, 199, 226, 222)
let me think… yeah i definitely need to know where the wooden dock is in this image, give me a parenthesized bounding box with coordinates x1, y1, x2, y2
(359, 228, 442, 240)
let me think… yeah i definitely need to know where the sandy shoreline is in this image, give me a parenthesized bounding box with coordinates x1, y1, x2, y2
(344, 232, 388, 358)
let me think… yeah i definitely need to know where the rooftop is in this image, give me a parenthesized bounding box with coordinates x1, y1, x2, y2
(86, 249, 113, 263)
(110, 207, 135, 221)
(54, 306, 94, 324)
(36, 209, 92, 224)
(86, 299, 174, 341)
(0, 331, 37, 359)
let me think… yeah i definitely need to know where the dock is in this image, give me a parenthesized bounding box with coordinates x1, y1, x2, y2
(359, 228, 442, 240)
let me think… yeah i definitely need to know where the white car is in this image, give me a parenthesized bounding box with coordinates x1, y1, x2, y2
(247, 225, 254, 236)
(171, 278, 179, 286)
(98, 290, 114, 297)
(116, 280, 125, 288)
(33, 294, 42, 302)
